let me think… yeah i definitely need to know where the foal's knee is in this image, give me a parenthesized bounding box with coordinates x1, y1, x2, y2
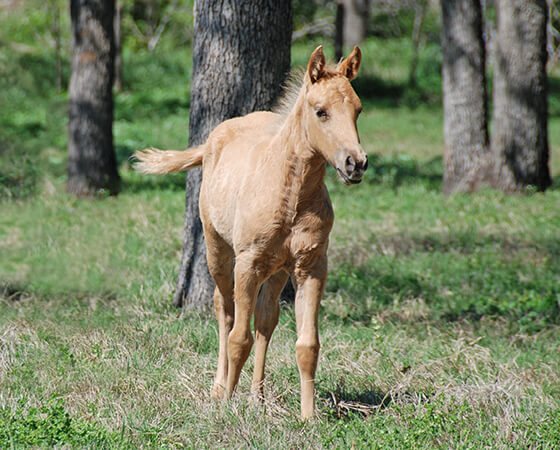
(295, 340, 320, 370)
(228, 330, 254, 360)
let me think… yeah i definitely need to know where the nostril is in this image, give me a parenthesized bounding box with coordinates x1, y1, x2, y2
(345, 155, 355, 172)
(363, 156, 368, 172)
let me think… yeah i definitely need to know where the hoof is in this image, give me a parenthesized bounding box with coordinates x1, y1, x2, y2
(211, 384, 226, 400)
(249, 391, 265, 405)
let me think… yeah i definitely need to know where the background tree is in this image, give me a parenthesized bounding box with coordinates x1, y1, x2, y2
(408, 0, 428, 87)
(49, 0, 62, 93)
(174, 0, 292, 308)
(114, 1, 124, 91)
(440, 0, 489, 194)
(334, 2, 344, 60)
(340, 0, 369, 46)
(491, 0, 551, 192)
(67, 0, 120, 196)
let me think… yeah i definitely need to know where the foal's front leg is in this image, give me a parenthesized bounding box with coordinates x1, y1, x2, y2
(294, 255, 327, 419)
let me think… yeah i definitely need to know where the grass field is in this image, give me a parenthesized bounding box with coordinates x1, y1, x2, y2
(2, 5, 560, 447)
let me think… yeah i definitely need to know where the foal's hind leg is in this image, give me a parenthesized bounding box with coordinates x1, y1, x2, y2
(226, 254, 265, 397)
(251, 270, 289, 401)
(204, 227, 234, 399)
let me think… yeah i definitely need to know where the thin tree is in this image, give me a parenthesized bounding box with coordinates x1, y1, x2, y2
(440, 0, 489, 193)
(50, 0, 62, 93)
(491, 0, 551, 192)
(68, 0, 120, 196)
(340, 0, 369, 47)
(334, 2, 344, 62)
(174, 1, 292, 308)
(114, 1, 124, 92)
(408, 0, 428, 87)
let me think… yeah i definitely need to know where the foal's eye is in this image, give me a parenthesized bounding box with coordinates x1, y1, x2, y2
(316, 109, 328, 119)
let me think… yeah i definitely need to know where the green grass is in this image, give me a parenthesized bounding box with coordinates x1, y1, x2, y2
(2, 4, 560, 447)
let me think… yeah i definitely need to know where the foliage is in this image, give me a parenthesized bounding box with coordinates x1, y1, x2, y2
(292, 0, 442, 43)
(0, 398, 125, 448)
(369, 0, 441, 42)
(122, 0, 195, 51)
(293, 0, 324, 31)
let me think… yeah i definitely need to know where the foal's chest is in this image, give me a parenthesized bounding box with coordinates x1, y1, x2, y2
(285, 196, 334, 271)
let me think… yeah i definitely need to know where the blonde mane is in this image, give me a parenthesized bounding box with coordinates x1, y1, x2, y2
(272, 69, 305, 121)
(273, 64, 343, 123)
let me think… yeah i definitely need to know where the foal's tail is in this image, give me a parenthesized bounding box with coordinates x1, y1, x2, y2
(133, 146, 205, 174)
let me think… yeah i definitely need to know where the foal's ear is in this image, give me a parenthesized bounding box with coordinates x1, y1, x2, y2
(307, 45, 326, 84)
(338, 46, 362, 80)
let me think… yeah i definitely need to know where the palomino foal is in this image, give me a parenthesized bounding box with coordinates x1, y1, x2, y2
(134, 46, 367, 419)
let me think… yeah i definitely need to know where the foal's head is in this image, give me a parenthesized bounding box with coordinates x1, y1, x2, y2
(303, 46, 368, 185)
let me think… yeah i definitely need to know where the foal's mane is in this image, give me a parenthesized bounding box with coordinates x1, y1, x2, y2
(273, 69, 305, 122)
(272, 64, 343, 124)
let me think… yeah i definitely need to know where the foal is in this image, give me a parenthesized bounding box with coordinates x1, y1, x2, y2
(134, 46, 367, 419)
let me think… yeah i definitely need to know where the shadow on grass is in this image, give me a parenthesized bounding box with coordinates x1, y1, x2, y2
(367, 154, 443, 190)
(326, 233, 560, 326)
(322, 386, 392, 419)
(336, 231, 560, 260)
(0, 282, 29, 302)
(319, 382, 441, 420)
(353, 73, 441, 108)
(122, 171, 187, 193)
(353, 75, 405, 106)
(325, 155, 443, 192)
(0, 282, 118, 305)
(326, 263, 434, 316)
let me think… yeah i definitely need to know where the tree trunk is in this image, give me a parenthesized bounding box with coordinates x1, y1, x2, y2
(334, 2, 344, 62)
(440, 0, 490, 194)
(173, 0, 292, 309)
(114, 1, 123, 92)
(341, 0, 369, 47)
(408, 0, 428, 87)
(491, 0, 551, 192)
(52, 0, 62, 94)
(68, 0, 120, 196)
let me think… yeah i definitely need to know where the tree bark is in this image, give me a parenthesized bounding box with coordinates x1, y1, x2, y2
(334, 2, 344, 62)
(68, 0, 120, 196)
(52, 0, 62, 94)
(114, 1, 123, 92)
(440, 0, 490, 194)
(491, 0, 551, 192)
(173, 0, 292, 309)
(408, 0, 428, 87)
(341, 0, 369, 47)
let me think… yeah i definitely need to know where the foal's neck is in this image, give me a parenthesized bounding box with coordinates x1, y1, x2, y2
(275, 91, 328, 218)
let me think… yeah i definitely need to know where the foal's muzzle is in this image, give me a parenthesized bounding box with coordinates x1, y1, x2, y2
(335, 148, 368, 185)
